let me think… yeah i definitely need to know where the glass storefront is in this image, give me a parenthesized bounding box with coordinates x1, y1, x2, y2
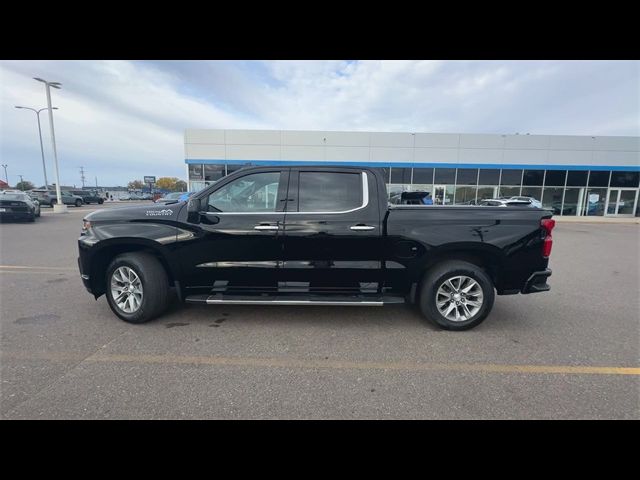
(186, 163, 639, 216)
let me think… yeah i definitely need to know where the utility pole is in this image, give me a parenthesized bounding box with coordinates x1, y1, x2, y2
(95, 176, 98, 188)
(1, 164, 7, 184)
(80, 166, 86, 189)
(18, 174, 24, 189)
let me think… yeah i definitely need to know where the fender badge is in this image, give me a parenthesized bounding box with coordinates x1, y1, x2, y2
(145, 209, 173, 216)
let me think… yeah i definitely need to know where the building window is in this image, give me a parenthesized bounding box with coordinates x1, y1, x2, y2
(378, 167, 390, 184)
(204, 164, 225, 182)
(584, 188, 607, 216)
(544, 170, 567, 186)
(588, 171, 610, 187)
(434, 168, 456, 184)
(500, 169, 523, 186)
(478, 169, 500, 185)
(566, 170, 588, 187)
(227, 163, 252, 176)
(456, 168, 479, 185)
(454, 186, 477, 205)
(412, 167, 433, 184)
(542, 188, 564, 215)
(610, 171, 640, 188)
(499, 186, 521, 198)
(523, 170, 544, 186)
(390, 167, 411, 184)
(188, 164, 204, 180)
(562, 188, 583, 215)
(521, 187, 542, 201)
(477, 186, 498, 201)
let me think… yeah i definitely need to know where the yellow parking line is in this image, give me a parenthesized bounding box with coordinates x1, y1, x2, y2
(3, 350, 638, 375)
(81, 353, 640, 376)
(0, 265, 76, 271)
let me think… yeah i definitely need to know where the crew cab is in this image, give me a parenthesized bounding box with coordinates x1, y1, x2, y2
(78, 166, 555, 330)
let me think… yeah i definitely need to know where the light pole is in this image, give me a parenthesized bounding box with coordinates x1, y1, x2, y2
(15, 105, 58, 189)
(1, 164, 7, 185)
(34, 77, 67, 213)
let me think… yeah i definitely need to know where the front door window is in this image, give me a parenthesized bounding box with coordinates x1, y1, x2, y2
(207, 172, 280, 212)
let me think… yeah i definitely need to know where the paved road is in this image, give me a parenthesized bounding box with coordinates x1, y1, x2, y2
(1, 203, 638, 419)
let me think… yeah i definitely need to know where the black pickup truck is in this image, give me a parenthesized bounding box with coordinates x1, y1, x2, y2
(78, 166, 554, 330)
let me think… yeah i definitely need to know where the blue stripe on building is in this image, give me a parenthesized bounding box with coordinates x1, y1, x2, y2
(184, 159, 640, 172)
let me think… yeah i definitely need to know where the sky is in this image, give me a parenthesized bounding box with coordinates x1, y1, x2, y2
(1, 60, 638, 187)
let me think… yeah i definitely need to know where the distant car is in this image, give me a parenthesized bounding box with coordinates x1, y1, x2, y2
(509, 196, 542, 208)
(0, 191, 41, 221)
(479, 198, 536, 207)
(70, 190, 104, 205)
(154, 192, 184, 203)
(389, 191, 433, 205)
(30, 189, 84, 207)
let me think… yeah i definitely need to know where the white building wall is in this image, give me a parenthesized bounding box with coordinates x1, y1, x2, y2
(184, 129, 640, 168)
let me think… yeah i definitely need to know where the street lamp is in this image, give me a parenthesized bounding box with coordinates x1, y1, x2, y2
(15, 105, 58, 189)
(34, 77, 66, 213)
(1, 164, 7, 185)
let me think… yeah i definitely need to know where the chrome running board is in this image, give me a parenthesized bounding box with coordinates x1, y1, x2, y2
(185, 293, 405, 306)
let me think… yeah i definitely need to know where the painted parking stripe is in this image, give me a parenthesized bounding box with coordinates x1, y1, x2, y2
(0, 265, 76, 271)
(4, 351, 638, 376)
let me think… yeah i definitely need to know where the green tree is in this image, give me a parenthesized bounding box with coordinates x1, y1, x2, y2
(174, 180, 187, 192)
(128, 180, 144, 190)
(16, 180, 35, 191)
(156, 177, 180, 191)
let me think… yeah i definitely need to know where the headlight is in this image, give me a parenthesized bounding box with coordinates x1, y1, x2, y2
(81, 219, 92, 234)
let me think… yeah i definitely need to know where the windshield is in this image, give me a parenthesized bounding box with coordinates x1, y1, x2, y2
(1, 193, 29, 201)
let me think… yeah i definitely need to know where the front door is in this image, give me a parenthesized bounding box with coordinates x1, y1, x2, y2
(606, 189, 638, 217)
(180, 169, 289, 294)
(280, 168, 383, 294)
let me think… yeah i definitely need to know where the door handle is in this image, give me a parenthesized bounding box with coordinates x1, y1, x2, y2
(350, 225, 376, 231)
(254, 224, 279, 231)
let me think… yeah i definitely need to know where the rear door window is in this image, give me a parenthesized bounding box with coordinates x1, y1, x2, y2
(297, 172, 363, 212)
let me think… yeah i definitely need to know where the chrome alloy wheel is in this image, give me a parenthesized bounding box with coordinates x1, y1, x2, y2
(436, 275, 484, 322)
(110, 266, 143, 313)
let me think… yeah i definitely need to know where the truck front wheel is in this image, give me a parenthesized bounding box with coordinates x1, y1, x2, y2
(105, 252, 169, 323)
(418, 260, 495, 331)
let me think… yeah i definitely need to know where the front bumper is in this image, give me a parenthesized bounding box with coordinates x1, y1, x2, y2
(521, 269, 552, 294)
(78, 255, 93, 294)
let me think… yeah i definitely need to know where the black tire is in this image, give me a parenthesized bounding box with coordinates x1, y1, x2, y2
(418, 260, 495, 331)
(75, 199, 82, 207)
(105, 252, 169, 324)
(27, 213, 35, 222)
(50, 199, 57, 206)
(98, 198, 104, 204)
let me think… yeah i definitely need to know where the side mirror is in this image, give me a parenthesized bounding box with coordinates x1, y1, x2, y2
(187, 197, 201, 213)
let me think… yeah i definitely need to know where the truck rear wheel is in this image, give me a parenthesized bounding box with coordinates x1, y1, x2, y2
(105, 252, 169, 323)
(418, 260, 495, 331)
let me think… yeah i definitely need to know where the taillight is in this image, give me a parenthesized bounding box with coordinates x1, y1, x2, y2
(541, 218, 555, 258)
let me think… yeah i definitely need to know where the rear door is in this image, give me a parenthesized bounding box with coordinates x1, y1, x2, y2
(179, 168, 289, 294)
(281, 168, 383, 294)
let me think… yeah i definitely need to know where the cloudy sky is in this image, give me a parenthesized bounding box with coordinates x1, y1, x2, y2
(1, 60, 638, 187)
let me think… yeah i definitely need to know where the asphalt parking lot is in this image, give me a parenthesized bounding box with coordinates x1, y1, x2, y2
(1, 202, 638, 419)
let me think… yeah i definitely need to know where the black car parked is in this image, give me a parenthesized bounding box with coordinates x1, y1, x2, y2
(0, 192, 41, 222)
(78, 166, 555, 330)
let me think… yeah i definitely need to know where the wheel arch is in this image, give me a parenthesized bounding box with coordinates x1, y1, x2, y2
(412, 244, 505, 301)
(89, 239, 177, 298)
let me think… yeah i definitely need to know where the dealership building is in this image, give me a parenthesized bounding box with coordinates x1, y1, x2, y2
(185, 129, 640, 217)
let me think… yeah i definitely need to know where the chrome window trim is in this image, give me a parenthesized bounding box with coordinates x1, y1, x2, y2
(212, 172, 369, 215)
